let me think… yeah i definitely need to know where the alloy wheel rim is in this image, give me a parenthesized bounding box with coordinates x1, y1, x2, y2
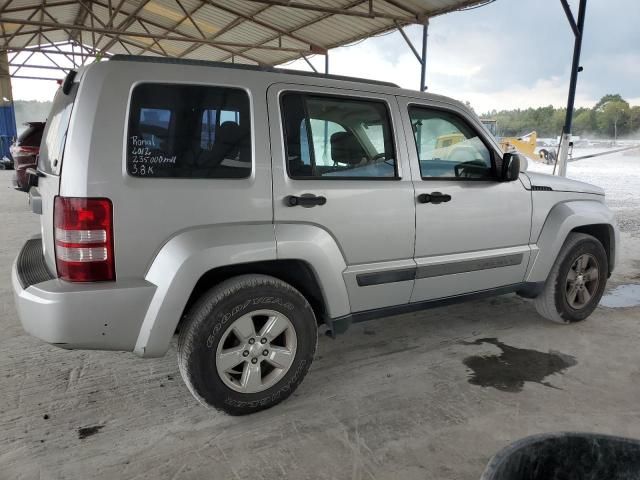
(565, 253, 599, 309)
(215, 309, 297, 393)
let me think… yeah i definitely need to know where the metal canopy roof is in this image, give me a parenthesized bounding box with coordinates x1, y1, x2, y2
(0, 0, 490, 75)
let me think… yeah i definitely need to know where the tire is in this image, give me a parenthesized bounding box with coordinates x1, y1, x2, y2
(539, 149, 549, 161)
(178, 274, 317, 415)
(534, 233, 608, 324)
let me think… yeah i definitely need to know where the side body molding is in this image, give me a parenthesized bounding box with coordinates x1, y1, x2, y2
(526, 200, 618, 283)
(134, 224, 276, 357)
(275, 223, 350, 320)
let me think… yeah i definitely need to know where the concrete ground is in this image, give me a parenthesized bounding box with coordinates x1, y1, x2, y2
(1, 163, 639, 480)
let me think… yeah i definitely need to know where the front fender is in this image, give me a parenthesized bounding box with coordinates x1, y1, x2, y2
(134, 224, 276, 357)
(526, 200, 618, 283)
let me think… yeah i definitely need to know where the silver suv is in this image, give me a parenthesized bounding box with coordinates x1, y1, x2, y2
(12, 56, 618, 415)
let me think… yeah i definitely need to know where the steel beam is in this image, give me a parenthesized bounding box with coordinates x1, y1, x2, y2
(10, 51, 35, 75)
(0, 17, 319, 53)
(216, 0, 369, 63)
(97, 0, 153, 54)
(0, 27, 59, 40)
(99, 1, 266, 65)
(419, 20, 428, 91)
(134, 0, 207, 56)
(241, 0, 421, 23)
(2, 6, 42, 48)
(396, 22, 422, 63)
(93, 0, 128, 49)
(6, 47, 106, 58)
(301, 54, 317, 73)
(5, 74, 62, 80)
(560, 0, 579, 37)
(557, 0, 586, 177)
(9, 63, 70, 71)
(203, 1, 326, 54)
(2, 1, 77, 14)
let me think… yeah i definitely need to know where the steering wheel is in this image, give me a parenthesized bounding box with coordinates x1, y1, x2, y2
(454, 160, 490, 178)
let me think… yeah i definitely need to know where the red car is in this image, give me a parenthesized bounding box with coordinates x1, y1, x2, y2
(11, 122, 45, 191)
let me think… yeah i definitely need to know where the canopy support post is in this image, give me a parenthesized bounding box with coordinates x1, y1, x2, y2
(557, 0, 587, 177)
(419, 20, 429, 91)
(396, 20, 429, 92)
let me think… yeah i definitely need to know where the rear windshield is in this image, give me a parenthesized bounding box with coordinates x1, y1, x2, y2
(126, 83, 251, 179)
(38, 84, 77, 175)
(18, 123, 45, 147)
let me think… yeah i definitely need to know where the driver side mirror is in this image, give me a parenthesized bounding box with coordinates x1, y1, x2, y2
(500, 152, 521, 182)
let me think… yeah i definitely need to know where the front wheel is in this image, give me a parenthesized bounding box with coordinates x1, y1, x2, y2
(178, 274, 317, 415)
(534, 233, 608, 324)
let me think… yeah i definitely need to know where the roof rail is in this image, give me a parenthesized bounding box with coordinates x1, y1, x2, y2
(109, 55, 399, 89)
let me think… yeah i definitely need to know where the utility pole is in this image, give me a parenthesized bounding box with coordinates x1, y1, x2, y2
(557, 0, 587, 177)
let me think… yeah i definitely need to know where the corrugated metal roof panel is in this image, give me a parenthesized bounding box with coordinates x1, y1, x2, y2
(2, 0, 491, 74)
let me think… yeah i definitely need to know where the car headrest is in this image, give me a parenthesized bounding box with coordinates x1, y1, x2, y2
(217, 121, 241, 145)
(331, 131, 367, 165)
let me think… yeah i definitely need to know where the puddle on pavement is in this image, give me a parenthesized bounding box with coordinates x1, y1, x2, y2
(460, 338, 577, 392)
(599, 284, 640, 308)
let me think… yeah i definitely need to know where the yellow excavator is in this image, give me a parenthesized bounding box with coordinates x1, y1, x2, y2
(480, 119, 538, 159)
(434, 120, 538, 161)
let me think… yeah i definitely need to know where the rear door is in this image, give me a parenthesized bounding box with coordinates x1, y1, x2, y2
(267, 83, 416, 312)
(35, 78, 78, 272)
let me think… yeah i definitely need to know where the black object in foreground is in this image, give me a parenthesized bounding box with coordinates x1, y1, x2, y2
(481, 432, 640, 480)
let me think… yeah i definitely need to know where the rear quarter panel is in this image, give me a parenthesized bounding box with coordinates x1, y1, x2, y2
(59, 62, 273, 281)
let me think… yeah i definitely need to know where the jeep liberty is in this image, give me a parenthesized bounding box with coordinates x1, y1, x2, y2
(12, 56, 618, 415)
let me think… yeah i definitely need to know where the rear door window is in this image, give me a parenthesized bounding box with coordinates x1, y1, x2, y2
(127, 84, 251, 178)
(281, 93, 397, 179)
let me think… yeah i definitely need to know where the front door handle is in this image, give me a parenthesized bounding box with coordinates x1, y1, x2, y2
(418, 192, 451, 204)
(285, 194, 327, 208)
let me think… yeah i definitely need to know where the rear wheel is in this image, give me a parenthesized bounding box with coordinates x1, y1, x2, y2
(534, 233, 608, 323)
(178, 274, 317, 415)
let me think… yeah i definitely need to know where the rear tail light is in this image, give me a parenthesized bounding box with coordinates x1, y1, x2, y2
(54, 197, 115, 282)
(11, 145, 39, 156)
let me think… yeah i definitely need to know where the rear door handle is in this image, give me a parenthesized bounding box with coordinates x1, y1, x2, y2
(285, 194, 327, 208)
(418, 192, 451, 204)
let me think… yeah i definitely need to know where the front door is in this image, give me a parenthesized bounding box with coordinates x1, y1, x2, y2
(267, 83, 416, 312)
(397, 97, 533, 302)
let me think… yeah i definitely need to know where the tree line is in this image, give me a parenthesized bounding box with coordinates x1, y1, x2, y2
(480, 94, 640, 139)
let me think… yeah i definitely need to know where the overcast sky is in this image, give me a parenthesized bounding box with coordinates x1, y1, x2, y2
(11, 0, 640, 113)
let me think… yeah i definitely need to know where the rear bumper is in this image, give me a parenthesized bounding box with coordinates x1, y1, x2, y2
(12, 237, 156, 352)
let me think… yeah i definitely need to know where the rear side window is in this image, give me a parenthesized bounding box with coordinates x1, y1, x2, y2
(281, 93, 397, 179)
(18, 123, 45, 147)
(127, 84, 251, 178)
(39, 84, 77, 175)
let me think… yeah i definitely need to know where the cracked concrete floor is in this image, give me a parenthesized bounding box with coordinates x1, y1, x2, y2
(1, 169, 639, 480)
